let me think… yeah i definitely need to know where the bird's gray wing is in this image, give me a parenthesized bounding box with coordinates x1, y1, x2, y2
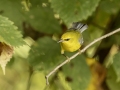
(69, 22, 88, 33)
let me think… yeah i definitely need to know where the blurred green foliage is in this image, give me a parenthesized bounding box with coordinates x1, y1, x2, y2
(0, 0, 120, 90)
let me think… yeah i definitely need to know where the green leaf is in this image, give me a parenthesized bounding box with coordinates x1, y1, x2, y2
(99, 0, 120, 14)
(28, 37, 64, 72)
(112, 52, 120, 81)
(62, 55, 91, 90)
(0, 15, 26, 47)
(0, 0, 25, 30)
(106, 65, 120, 90)
(26, 0, 62, 34)
(30, 72, 46, 90)
(50, 0, 100, 25)
(57, 72, 72, 90)
(21, 0, 31, 11)
(47, 72, 72, 90)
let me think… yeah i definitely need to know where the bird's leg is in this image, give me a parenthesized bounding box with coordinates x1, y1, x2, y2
(62, 54, 70, 62)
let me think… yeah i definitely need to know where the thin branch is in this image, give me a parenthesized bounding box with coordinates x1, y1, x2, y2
(45, 28, 120, 85)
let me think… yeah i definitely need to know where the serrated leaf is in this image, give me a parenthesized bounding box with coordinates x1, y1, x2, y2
(50, 0, 100, 25)
(26, 0, 62, 34)
(28, 37, 64, 72)
(62, 55, 91, 90)
(112, 52, 120, 81)
(106, 65, 120, 90)
(0, 0, 25, 30)
(0, 15, 26, 47)
(99, 0, 120, 14)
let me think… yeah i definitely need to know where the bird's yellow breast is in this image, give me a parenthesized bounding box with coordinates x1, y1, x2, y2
(61, 41, 81, 52)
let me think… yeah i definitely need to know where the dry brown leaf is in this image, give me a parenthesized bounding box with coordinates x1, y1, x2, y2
(0, 42, 13, 75)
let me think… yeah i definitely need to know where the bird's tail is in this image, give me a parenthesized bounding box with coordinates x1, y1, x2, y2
(69, 22, 88, 33)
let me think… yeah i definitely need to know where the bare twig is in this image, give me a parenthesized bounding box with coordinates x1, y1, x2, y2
(45, 28, 120, 85)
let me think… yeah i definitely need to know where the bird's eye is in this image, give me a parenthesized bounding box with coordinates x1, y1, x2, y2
(65, 38, 70, 41)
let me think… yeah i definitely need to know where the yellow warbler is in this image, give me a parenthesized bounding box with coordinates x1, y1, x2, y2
(58, 22, 88, 54)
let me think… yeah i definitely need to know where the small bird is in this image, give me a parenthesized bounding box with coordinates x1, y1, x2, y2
(58, 22, 88, 57)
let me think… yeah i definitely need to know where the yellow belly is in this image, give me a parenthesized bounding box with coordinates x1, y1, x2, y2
(61, 42, 81, 53)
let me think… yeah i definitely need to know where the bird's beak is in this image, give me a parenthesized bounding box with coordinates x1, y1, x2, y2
(57, 39, 64, 43)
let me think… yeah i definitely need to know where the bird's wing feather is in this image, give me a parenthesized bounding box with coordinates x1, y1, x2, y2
(69, 22, 88, 33)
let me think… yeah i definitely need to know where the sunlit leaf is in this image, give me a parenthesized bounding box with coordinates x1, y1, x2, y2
(0, 15, 26, 47)
(30, 72, 46, 90)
